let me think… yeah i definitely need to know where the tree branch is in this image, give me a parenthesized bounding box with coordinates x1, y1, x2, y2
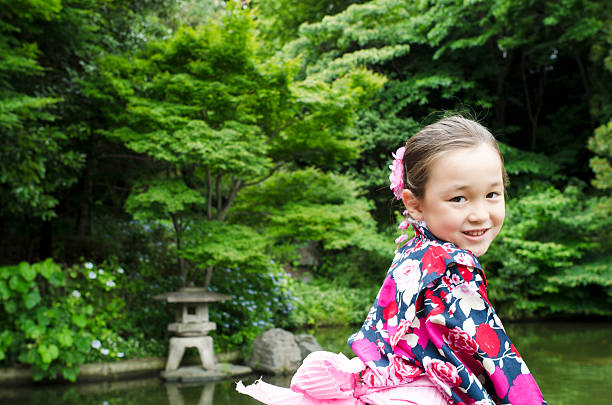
(171, 213, 186, 283)
(243, 162, 285, 187)
(521, 53, 537, 150)
(216, 179, 243, 222)
(573, 47, 596, 129)
(181, 165, 196, 189)
(206, 165, 212, 220)
(230, 210, 269, 216)
(98, 153, 150, 161)
(265, 120, 296, 144)
(216, 172, 222, 212)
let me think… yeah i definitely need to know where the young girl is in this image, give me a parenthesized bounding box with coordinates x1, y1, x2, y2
(237, 116, 547, 404)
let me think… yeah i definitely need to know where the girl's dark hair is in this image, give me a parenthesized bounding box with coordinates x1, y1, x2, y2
(403, 115, 508, 199)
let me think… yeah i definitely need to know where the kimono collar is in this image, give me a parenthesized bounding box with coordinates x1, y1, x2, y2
(409, 221, 483, 272)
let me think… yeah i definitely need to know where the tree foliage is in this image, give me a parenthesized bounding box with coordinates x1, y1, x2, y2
(279, 0, 612, 317)
(98, 3, 385, 283)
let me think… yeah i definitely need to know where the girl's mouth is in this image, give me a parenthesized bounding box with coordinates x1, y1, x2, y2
(462, 229, 488, 238)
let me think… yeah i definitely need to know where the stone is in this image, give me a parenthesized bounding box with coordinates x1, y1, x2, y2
(247, 328, 302, 375)
(166, 336, 215, 371)
(295, 334, 323, 359)
(161, 363, 252, 383)
(297, 241, 320, 267)
(168, 321, 216, 336)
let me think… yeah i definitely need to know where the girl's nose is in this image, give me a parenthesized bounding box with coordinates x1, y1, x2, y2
(467, 203, 488, 223)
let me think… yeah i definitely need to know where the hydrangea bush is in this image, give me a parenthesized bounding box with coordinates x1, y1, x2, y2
(207, 262, 295, 355)
(0, 258, 175, 381)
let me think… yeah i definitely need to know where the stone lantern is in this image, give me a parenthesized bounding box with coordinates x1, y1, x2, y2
(154, 287, 230, 374)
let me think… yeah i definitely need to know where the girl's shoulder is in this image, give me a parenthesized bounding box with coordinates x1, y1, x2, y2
(391, 235, 481, 278)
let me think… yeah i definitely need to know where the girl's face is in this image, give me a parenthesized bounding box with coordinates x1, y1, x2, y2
(403, 144, 505, 256)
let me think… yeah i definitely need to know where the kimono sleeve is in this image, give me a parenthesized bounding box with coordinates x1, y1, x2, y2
(414, 263, 547, 404)
(348, 243, 452, 368)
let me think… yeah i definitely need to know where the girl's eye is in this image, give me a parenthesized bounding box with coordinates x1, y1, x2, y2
(486, 192, 500, 199)
(449, 196, 466, 203)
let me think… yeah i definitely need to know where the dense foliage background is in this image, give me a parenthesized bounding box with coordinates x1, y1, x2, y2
(1, 0, 610, 381)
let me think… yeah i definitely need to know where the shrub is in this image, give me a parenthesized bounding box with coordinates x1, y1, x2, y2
(207, 263, 295, 356)
(0, 258, 175, 381)
(0, 259, 121, 380)
(285, 279, 379, 328)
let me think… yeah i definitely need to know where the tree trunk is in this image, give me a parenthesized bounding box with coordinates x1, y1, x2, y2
(496, 51, 513, 127)
(521, 53, 546, 151)
(573, 47, 596, 129)
(171, 214, 186, 284)
(204, 266, 213, 287)
(39, 220, 52, 259)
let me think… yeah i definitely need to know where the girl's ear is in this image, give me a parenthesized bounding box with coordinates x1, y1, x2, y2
(401, 189, 424, 221)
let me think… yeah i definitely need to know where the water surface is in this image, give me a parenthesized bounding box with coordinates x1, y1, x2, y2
(1, 322, 610, 404)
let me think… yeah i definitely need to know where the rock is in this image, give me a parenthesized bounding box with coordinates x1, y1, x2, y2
(297, 241, 320, 267)
(247, 328, 302, 375)
(294, 334, 323, 359)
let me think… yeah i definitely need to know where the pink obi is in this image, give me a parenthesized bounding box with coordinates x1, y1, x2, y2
(236, 351, 450, 405)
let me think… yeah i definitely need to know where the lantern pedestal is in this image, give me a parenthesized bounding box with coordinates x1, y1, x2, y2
(166, 336, 215, 371)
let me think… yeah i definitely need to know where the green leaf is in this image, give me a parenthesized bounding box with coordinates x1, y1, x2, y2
(23, 289, 41, 309)
(71, 314, 87, 328)
(48, 269, 65, 287)
(62, 366, 78, 382)
(125, 178, 206, 219)
(18, 262, 37, 282)
(75, 336, 91, 353)
(84, 305, 94, 316)
(58, 329, 74, 347)
(36, 308, 52, 326)
(0, 266, 12, 280)
(38, 343, 60, 364)
(0, 330, 13, 347)
(23, 320, 44, 339)
(37, 258, 59, 280)
(0, 280, 11, 300)
(18, 348, 37, 364)
(4, 300, 17, 314)
(8, 274, 29, 293)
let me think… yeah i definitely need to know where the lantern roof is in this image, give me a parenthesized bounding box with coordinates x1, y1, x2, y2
(153, 287, 231, 303)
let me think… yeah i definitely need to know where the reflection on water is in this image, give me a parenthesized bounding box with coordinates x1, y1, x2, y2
(166, 383, 215, 405)
(503, 322, 612, 404)
(0, 322, 610, 405)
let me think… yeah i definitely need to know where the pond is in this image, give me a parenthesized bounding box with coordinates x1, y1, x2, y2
(1, 322, 610, 404)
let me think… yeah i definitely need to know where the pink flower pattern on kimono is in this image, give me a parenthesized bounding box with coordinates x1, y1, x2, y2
(390, 354, 421, 382)
(424, 357, 462, 395)
(443, 327, 478, 355)
(348, 223, 547, 404)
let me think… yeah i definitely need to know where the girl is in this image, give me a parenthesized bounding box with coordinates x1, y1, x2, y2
(237, 116, 547, 404)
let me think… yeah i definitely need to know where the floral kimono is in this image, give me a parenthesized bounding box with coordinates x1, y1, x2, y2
(348, 223, 546, 404)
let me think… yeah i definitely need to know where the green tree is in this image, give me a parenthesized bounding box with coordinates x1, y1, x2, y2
(0, 0, 83, 221)
(252, 0, 365, 49)
(0, 0, 179, 261)
(102, 3, 386, 285)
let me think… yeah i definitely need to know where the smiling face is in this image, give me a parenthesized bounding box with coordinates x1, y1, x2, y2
(402, 144, 505, 256)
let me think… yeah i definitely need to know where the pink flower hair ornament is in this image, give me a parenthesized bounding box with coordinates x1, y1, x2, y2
(390, 147, 412, 247)
(388, 146, 405, 200)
